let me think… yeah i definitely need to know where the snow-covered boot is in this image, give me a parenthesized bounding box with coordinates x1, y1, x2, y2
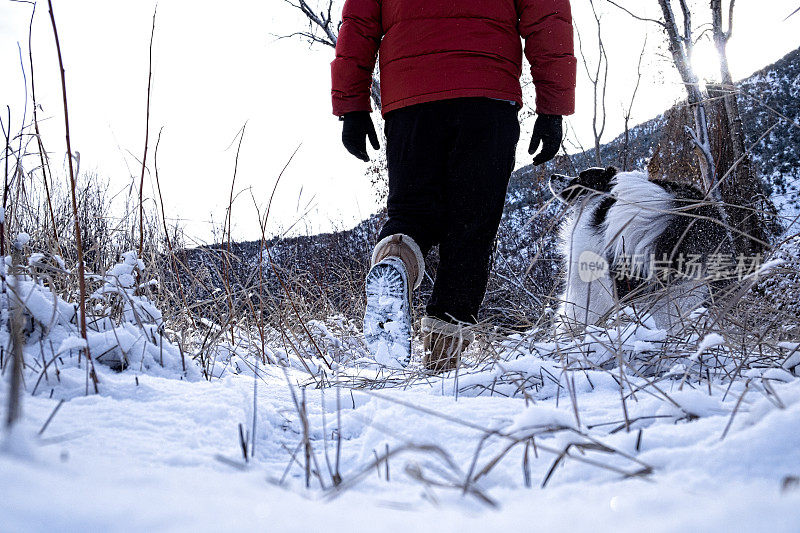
(364, 234, 424, 368)
(421, 316, 474, 373)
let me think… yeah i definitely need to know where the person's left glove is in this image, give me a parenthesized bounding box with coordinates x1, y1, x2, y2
(341, 111, 380, 162)
(528, 114, 563, 166)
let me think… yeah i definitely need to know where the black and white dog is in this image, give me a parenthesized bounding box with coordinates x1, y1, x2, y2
(549, 167, 733, 331)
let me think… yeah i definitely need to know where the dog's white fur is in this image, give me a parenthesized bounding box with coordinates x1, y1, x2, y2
(604, 171, 674, 276)
(558, 193, 616, 327)
(556, 170, 703, 331)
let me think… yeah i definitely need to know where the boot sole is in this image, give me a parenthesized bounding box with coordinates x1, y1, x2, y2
(363, 257, 412, 368)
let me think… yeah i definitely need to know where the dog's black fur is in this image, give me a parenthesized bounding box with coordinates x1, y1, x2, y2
(551, 167, 736, 324)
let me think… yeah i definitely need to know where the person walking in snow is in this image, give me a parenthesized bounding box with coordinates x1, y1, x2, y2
(332, 0, 576, 372)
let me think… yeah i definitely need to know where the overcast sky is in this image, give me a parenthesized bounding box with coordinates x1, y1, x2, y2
(1, 0, 798, 245)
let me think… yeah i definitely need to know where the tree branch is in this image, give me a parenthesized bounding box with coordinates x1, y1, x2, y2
(274, 31, 336, 48)
(727, 0, 736, 39)
(677, 0, 693, 62)
(784, 6, 800, 21)
(605, 0, 665, 26)
(283, 0, 338, 47)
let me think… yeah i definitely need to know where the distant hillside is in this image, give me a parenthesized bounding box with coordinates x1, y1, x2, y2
(173, 46, 800, 326)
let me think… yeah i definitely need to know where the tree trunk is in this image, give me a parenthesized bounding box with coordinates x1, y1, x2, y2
(657, 0, 717, 196)
(710, 0, 776, 256)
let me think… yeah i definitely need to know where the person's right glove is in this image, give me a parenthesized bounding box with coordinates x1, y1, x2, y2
(528, 114, 563, 166)
(341, 111, 380, 162)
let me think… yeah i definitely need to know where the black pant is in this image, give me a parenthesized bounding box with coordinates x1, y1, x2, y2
(379, 97, 520, 324)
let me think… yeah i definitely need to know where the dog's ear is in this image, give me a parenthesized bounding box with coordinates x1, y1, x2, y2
(576, 167, 609, 193)
(594, 166, 617, 191)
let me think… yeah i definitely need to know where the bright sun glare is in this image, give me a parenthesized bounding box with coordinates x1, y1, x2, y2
(692, 41, 722, 82)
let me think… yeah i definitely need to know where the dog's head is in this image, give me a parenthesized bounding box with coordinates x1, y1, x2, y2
(549, 167, 618, 205)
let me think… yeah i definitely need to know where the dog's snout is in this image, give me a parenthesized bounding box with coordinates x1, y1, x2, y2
(548, 174, 575, 204)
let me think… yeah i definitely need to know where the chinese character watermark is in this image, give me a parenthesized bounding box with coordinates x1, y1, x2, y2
(577, 252, 763, 283)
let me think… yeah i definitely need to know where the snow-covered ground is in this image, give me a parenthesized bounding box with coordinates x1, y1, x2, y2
(4, 328, 800, 531)
(3, 250, 800, 531)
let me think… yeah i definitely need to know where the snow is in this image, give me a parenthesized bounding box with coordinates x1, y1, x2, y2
(755, 259, 785, 278)
(2, 253, 800, 530)
(691, 333, 726, 361)
(3, 362, 800, 531)
(0, 423, 36, 461)
(55, 336, 89, 355)
(27, 253, 45, 266)
(780, 342, 800, 370)
(14, 232, 30, 248)
(506, 405, 576, 434)
(364, 258, 412, 369)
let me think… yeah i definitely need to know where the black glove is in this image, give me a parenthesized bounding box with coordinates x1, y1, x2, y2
(528, 114, 563, 166)
(341, 111, 380, 162)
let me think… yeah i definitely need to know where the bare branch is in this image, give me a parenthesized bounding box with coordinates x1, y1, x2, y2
(274, 31, 336, 48)
(46, 0, 99, 393)
(605, 0, 666, 27)
(657, 0, 716, 193)
(588, 0, 609, 165)
(784, 6, 800, 21)
(138, 4, 157, 258)
(711, 0, 734, 43)
(727, 0, 736, 38)
(282, 0, 338, 47)
(677, 0, 693, 62)
(621, 36, 647, 171)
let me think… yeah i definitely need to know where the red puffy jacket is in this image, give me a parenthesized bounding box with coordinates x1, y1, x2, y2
(331, 0, 576, 117)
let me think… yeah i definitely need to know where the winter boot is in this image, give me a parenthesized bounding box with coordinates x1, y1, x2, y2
(421, 316, 475, 373)
(363, 234, 425, 368)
